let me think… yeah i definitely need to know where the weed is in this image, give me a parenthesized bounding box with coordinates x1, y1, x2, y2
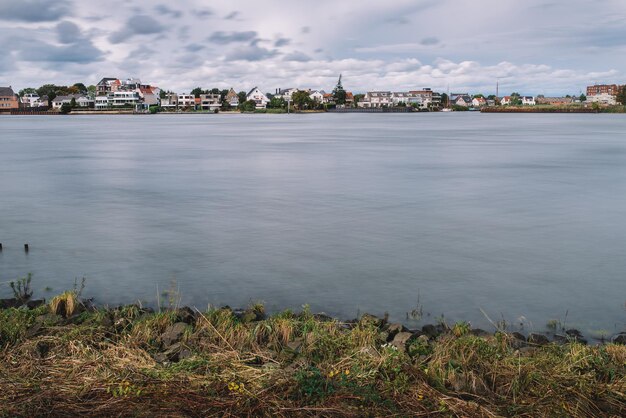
(10, 273, 33, 303)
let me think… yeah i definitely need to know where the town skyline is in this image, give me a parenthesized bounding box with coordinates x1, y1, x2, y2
(1, 0, 625, 95)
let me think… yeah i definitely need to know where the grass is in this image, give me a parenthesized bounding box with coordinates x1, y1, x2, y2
(0, 294, 624, 417)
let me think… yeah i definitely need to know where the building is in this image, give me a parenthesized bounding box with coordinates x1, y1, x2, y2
(357, 91, 392, 108)
(501, 96, 512, 105)
(138, 87, 159, 107)
(95, 96, 110, 109)
(177, 93, 195, 108)
(309, 90, 326, 103)
(160, 93, 178, 109)
(536, 96, 574, 106)
(224, 88, 239, 107)
(0, 87, 20, 111)
(521, 96, 536, 106)
(586, 93, 617, 106)
(246, 87, 269, 109)
(51, 94, 94, 110)
(472, 97, 487, 107)
(453, 95, 472, 107)
(586, 84, 621, 97)
(110, 91, 140, 107)
(21, 93, 47, 108)
(96, 77, 119, 96)
(409, 88, 441, 108)
(199, 93, 221, 111)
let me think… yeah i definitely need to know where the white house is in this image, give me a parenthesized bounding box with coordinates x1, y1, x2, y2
(177, 93, 195, 108)
(95, 96, 110, 109)
(391, 92, 423, 107)
(501, 96, 512, 105)
(110, 91, 140, 108)
(453, 95, 472, 107)
(309, 90, 326, 103)
(160, 93, 178, 109)
(199, 93, 221, 111)
(472, 97, 487, 107)
(586, 93, 617, 106)
(358, 91, 392, 108)
(521, 96, 536, 106)
(246, 87, 269, 109)
(21, 93, 47, 107)
(51, 94, 94, 109)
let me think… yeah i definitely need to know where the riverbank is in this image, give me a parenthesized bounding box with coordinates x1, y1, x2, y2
(1, 292, 625, 417)
(481, 105, 626, 113)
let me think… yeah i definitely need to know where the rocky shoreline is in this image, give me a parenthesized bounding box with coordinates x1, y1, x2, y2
(1, 292, 625, 416)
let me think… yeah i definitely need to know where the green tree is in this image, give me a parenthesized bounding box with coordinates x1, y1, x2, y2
(353, 93, 365, 105)
(87, 85, 96, 99)
(70, 97, 77, 108)
(292, 90, 311, 110)
(238, 91, 247, 104)
(268, 96, 286, 109)
(616, 86, 626, 105)
(73, 83, 87, 93)
(191, 87, 204, 98)
(473, 94, 485, 99)
(239, 100, 256, 112)
(60, 103, 72, 114)
(440, 93, 449, 108)
(18, 87, 36, 97)
(210, 88, 220, 95)
(332, 74, 346, 105)
(579, 94, 587, 102)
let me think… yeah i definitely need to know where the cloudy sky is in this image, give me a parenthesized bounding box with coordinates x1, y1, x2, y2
(1, 0, 625, 95)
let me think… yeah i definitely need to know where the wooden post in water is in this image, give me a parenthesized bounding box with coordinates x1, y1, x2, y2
(24, 244, 29, 252)
(0, 243, 3, 251)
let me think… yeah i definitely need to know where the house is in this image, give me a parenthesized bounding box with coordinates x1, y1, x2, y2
(521, 96, 536, 106)
(96, 77, 119, 96)
(501, 96, 512, 105)
(345, 92, 354, 106)
(309, 90, 325, 103)
(110, 91, 140, 107)
(536, 96, 573, 106)
(0, 86, 19, 111)
(453, 95, 472, 107)
(358, 91, 392, 108)
(586, 93, 616, 106)
(138, 87, 159, 107)
(177, 93, 195, 108)
(51, 94, 94, 110)
(246, 87, 269, 109)
(391, 92, 422, 107)
(472, 97, 487, 107)
(224, 88, 239, 107)
(199, 93, 221, 111)
(160, 93, 178, 109)
(95, 96, 110, 109)
(409, 88, 442, 108)
(274, 88, 300, 101)
(21, 93, 46, 107)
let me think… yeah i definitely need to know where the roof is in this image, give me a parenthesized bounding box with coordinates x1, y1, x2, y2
(97, 77, 118, 85)
(247, 86, 259, 96)
(0, 86, 16, 97)
(225, 88, 238, 99)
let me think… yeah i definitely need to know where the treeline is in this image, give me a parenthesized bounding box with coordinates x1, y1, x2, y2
(18, 83, 95, 106)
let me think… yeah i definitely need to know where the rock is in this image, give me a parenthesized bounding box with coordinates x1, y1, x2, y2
(155, 342, 188, 363)
(175, 307, 197, 325)
(421, 324, 439, 339)
(611, 333, 626, 345)
(360, 313, 383, 328)
(313, 313, 333, 322)
(470, 328, 491, 338)
(386, 323, 408, 340)
(390, 332, 414, 352)
(26, 299, 45, 310)
(160, 322, 188, 348)
(528, 333, 550, 345)
(233, 308, 264, 323)
(511, 332, 526, 342)
(179, 348, 193, 360)
(565, 329, 587, 344)
(0, 298, 20, 309)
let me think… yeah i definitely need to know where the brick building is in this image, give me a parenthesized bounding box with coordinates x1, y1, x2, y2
(586, 84, 621, 97)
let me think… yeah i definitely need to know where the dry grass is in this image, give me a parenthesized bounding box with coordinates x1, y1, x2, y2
(0, 302, 624, 417)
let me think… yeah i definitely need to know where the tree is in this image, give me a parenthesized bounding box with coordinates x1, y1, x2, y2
(210, 88, 220, 95)
(268, 96, 286, 109)
(353, 93, 365, 105)
(73, 83, 87, 93)
(291, 90, 311, 110)
(60, 103, 72, 114)
(239, 100, 257, 112)
(616, 86, 626, 105)
(70, 97, 77, 108)
(332, 74, 346, 105)
(87, 85, 96, 99)
(440, 93, 449, 108)
(237, 91, 247, 105)
(18, 87, 36, 97)
(487, 94, 497, 100)
(579, 94, 587, 102)
(191, 87, 204, 98)
(473, 94, 485, 99)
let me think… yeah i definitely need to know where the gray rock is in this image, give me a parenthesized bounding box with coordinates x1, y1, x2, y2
(611, 333, 626, 345)
(528, 333, 550, 345)
(470, 328, 491, 338)
(511, 332, 526, 342)
(26, 299, 45, 310)
(0, 298, 20, 309)
(161, 322, 188, 348)
(386, 323, 408, 340)
(421, 324, 439, 339)
(360, 313, 383, 328)
(175, 307, 197, 325)
(391, 332, 414, 352)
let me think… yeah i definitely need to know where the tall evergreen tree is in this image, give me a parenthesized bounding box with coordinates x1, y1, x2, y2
(332, 74, 346, 105)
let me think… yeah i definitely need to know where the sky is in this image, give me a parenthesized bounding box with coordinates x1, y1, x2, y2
(1, 0, 625, 95)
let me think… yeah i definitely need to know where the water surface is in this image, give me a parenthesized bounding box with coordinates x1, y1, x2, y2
(1, 113, 625, 334)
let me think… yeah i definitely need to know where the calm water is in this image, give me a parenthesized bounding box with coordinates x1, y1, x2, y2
(1, 113, 625, 335)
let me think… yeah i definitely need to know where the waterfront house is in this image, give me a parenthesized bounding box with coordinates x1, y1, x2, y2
(95, 96, 110, 109)
(536, 96, 574, 106)
(586, 84, 621, 97)
(161, 93, 178, 110)
(246, 87, 269, 109)
(472, 97, 487, 107)
(586, 93, 616, 106)
(225, 88, 239, 107)
(96, 77, 120, 96)
(391, 92, 422, 107)
(138, 86, 159, 107)
(51, 94, 94, 110)
(21, 93, 47, 108)
(309, 90, 326, 103)
(345, 92, 354, 106)
(501, 96, 512, 105)
(358, 91, 392, 108)
(0, 86, 19, 111)
(199, 93, 221, 111)
(521, 96, 536, 106)
(177, 93, 195, 109)
(409, 88, 442, 108)
(453, 95, 472, 107)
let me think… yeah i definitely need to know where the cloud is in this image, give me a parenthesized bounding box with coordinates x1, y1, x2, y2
(193, 9, 214, 19)
(226, 43, 278, 61)
(208, 31, 257, 44)
(420, 37, 440, 46)
(283, 51, 312, 62)
(155, 5, 182, 19)
(185, 43, 205, 52)
(56, 21, 81, 44)
(0, 0, 70, 22)
(108, 15, 166, 44)
(18, 38, 103, 64)
(225, 11, 240, 20)
(274, 37, 291, 47)
(301, 26, 311, 34)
